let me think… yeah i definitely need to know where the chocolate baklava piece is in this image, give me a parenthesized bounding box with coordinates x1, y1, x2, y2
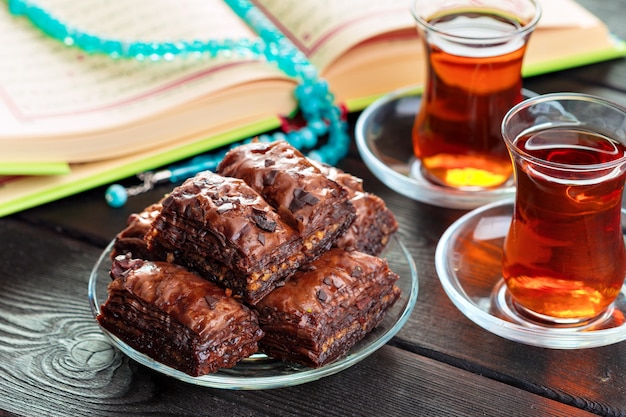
(254, 248, 401, 368)
(217, 140, 356, 258)
(334, 192, 399, 255)
(145, 171, 303, 304)
(111, 202, 162, 260)
(314, 163, 398, 255)
(97, 255, 264, 376)
(313, 162, 365, 194)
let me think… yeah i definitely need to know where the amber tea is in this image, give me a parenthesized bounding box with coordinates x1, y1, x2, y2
(411, 3, 540, 189)
(502, 126, 626, 321)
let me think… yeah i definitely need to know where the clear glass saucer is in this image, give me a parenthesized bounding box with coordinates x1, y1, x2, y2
(88, 235, 419, 389)
(435, 198, 626, 349)
(355, 87, 537, 209)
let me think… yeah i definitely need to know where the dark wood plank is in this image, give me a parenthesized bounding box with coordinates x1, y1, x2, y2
(9, 2, 626, 416)
(0, 218, 596, 417)
(14, 179, 171, 248)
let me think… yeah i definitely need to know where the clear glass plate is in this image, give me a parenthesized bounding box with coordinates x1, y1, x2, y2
(88, 235, 419, 389)
(435, 198, 626, 349)
(354, 87, 536, 210)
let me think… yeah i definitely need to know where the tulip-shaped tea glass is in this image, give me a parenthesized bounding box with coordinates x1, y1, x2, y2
(410, 0, 540, 190)
(500, 93, 626, 327)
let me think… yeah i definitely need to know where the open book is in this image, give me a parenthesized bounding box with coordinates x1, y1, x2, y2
(1, 0, 624, 216)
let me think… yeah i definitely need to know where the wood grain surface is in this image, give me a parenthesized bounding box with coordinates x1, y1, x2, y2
(0, 220, 599, 417)
(3, 1, 626, 416)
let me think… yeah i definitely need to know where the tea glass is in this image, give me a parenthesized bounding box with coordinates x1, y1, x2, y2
(500, 93, 626, 327)
(410, 0, 540, 190)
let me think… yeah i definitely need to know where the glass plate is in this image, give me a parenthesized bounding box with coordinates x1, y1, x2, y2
(88, 235, 419, 389)
(435, 198, 626, 349)
(355, 87, 535, 210)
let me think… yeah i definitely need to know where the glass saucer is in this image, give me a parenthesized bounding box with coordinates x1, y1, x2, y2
(355, 87, 536, 209)
(88, 235, 419, 389)
(435, 198, 626, 349)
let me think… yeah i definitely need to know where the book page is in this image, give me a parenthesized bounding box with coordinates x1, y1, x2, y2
(538, 0, 601, 28)
(0, 0, 285, 137)
(253, 0, 413, 70)
(253, 0, 605, 71)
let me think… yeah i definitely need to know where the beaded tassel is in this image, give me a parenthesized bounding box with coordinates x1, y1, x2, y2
(8, 0, 351, 207)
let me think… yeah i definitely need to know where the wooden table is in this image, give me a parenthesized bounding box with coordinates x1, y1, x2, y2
(1, 1, 625, 416)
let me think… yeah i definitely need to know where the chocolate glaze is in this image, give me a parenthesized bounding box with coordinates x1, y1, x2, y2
(111, 202, 162, 261)
(314, 162, 398, 255)
(312, 162, 364, 194)
(334, 192, 398, 255)
(145, 171, 304, 304)
(217, 141, 356, 239)
(98, 255, 264, 376)
(254, 248, 401, 368)
(148, 172, 299, 268)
